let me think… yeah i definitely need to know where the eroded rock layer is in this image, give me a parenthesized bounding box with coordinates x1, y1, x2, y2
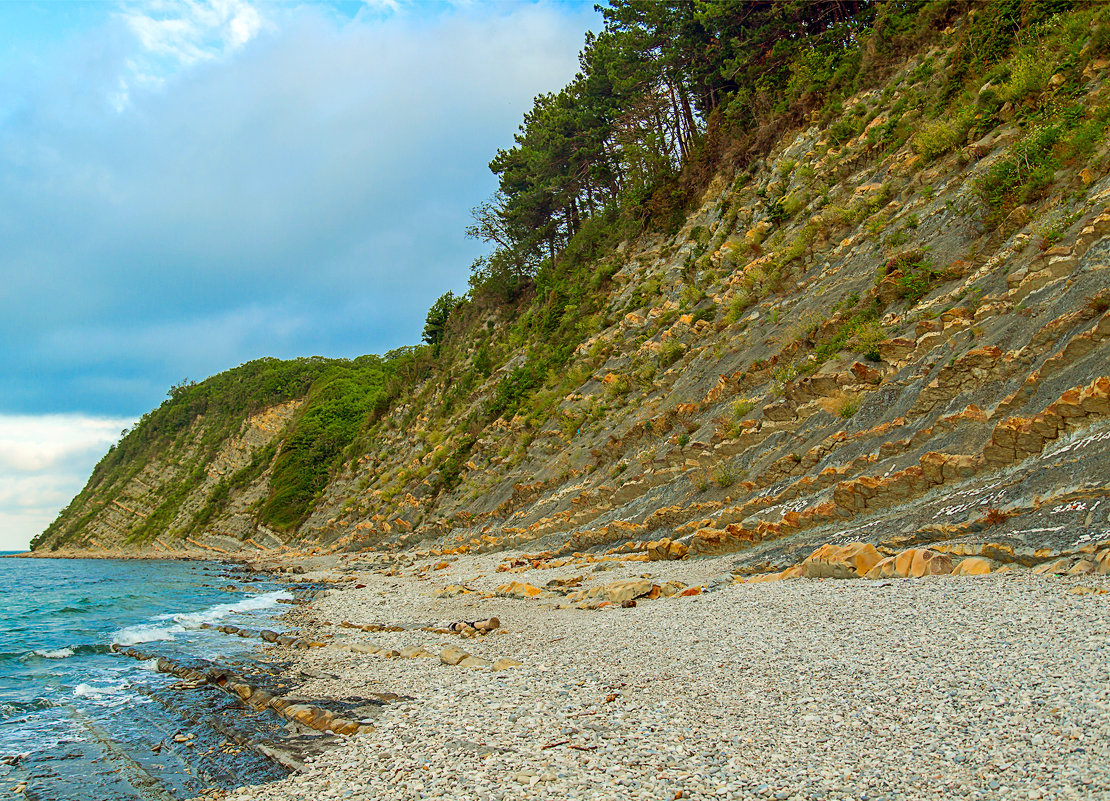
(34, 32, 1110, 575)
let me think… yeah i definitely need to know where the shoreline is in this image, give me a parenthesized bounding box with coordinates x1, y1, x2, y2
(197, 546, 1110, 801)
(5, 549, 258, 562)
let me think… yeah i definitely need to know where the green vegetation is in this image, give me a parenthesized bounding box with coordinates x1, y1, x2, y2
(885, 250, 948, 305)
(35, 354, 411, 547)
(36, 1, 1110, 551)
(261, 358, 392, 530)
(837, 396, 861, 419)
(422, 291, 462, 349)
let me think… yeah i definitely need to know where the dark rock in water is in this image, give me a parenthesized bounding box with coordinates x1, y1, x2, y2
(115, 647, 387, 748)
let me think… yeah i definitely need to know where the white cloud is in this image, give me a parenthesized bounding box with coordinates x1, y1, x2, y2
(360, 0, 405, 13)
(0, 414, 134, 472)
(117, 0, 269, 95)
(0, 414, 135, 550)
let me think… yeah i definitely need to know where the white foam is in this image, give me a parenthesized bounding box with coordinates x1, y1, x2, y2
(111, 623, 184, 647)
(167, 589, 291, 628)
(34, 648, 75, 659)
(111, 589, 290, 645)
(73, 682, 125, 698)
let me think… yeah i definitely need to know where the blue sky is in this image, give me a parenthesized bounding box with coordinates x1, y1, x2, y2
(0, 0, 600, 549)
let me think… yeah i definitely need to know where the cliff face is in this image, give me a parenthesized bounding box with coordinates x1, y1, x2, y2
(35, 20, 1110, 572)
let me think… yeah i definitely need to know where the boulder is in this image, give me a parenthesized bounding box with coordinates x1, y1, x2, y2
(803, 542, 882, 579)
(493, 657, 523, 670)
(908, 549, 953, 577)
(878, 338, 916, 363)
(894, 548, 919, 577)
(763, 401, 797, 422)
(496, 581, 546, 599)
(439, 645, 469, 666)
(865, 556, 898, 579)
(647, 538, 688, 561)
(659, 580, 687, 597)
(603, 579, 653, 604)
(1096, 548, 1110, 575)
(952, 557, 992, 576)
(1032, 558, 1071, 575)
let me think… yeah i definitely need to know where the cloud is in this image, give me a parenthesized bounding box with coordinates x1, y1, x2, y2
(0, 1, 598, 418)
(0, 414, 133, 472)
(118, 0, 269, 96)
(0, 414, 135, 550)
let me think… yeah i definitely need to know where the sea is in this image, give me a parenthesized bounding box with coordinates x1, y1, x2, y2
(0, 555, 300, 800)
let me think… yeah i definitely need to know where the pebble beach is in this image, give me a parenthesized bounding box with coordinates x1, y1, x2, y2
(218, 552, 1110, 801)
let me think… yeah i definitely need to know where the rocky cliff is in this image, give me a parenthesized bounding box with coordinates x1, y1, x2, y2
(34, 11, 1110, 577)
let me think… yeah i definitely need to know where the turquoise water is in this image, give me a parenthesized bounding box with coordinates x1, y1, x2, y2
(0, 556, 295, 799)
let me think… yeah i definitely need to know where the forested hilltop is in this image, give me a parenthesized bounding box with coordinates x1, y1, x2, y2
(35, 1, 1110, 578)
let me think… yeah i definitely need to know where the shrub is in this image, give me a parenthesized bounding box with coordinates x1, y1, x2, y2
(1088, 291, 1110, 315)
(837, 396, 860, 419)
(911, 109, 974, 161)
(977, 122, 1063, 214)
(885, 251, 948, 305)
(848, 321, 886, 362)
(712, 464, 737, 489)
(732, 398, 755, 419)
(605, 374, 631, 398)
(726, 291, 754, 323)
(658, 341, 685, 369)
(1000, 51, 1050, 105)
(689, 305, 713, 325)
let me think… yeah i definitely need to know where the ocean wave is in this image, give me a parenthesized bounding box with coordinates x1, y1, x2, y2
(110, 623, 184, 647)
(72, 682, 130, 708)
(13, 643, 112, 662)
(0, 698, 54, 721)
(110, 589, 289, 646)
(164, 589, 291, 628)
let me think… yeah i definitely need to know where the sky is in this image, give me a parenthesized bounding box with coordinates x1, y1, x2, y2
(0, 0, 600, 550)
